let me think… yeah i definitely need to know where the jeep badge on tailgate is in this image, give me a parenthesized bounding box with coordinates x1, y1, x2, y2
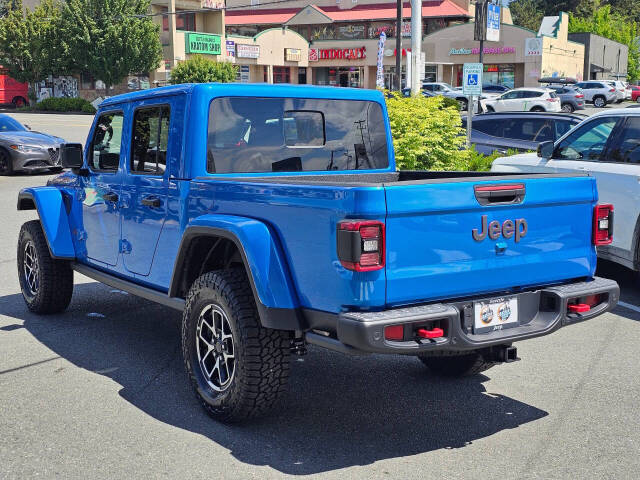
(472, 215, 528, 242)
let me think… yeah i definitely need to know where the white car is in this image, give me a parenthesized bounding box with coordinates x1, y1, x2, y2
(481, 88, 562, 113)
(491, 108, 640, 270)
(623, 82, 633, 100)
(606, 80, 626, 103)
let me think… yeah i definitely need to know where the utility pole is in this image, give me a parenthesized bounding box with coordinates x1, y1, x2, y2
(395, 0, 402, 90)
(410, 0, 422, 95)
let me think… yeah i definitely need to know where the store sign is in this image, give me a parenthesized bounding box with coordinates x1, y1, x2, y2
(338, 25, 365, 39)
(185, 32, 221, 55)
(237, 44, 260, 59)
(309, 47, 366, 61)
(240, 65, 250, 83)
(486, 3, 501, 42)
(201, 0, 225, 8)
(384, 48, 412, 57)
(226, 40, 235, 58)
(285, 48, 301, 62)
(449, 46, 515, 56)
(525, 38, 542, 56)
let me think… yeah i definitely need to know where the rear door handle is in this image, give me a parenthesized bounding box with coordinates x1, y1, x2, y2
(103, 192, 118, 203)
(141, 196, 161, 208)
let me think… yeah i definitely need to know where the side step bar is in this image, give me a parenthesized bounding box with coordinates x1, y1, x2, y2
(72, 263, 185, 312)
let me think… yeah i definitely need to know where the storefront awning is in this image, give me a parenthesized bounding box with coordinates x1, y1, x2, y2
(226, 1, 471, 26)
(590, 63, 612, 73)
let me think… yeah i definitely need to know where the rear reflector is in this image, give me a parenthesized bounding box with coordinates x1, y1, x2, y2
(337, 220, 385, 272)
(384, 325, 404, 341)
(593, 204, 614, 246)
(568, 304, 591, 313)
(417, 327, 444, 339)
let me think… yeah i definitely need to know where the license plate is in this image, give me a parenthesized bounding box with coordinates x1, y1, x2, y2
(473, 296, 518, 333)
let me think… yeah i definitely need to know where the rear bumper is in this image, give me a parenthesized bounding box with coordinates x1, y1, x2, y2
(325, 277, 619, 355)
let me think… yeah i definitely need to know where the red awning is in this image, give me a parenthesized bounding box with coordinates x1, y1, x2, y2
(226, 1, 470, 26)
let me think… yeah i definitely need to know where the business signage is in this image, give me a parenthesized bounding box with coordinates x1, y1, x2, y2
(449, 46, 515, 55)
(201, 0, 225, 8)
(308, 47, 366, 61)
(486, 3, 501, 42)
(525, 38, 542, 56)
(239, 65, 250, 83)
(338, 25, 365, 39)
(463, 63, 483, 96)
(236, 44, 260, 59)
(285, 48, 302, 62)
(226, 40, 235, 58)
(185, 32, 221, 55)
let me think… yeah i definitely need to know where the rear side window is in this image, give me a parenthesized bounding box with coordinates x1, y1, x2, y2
(473, 119, 502, 137)
(207, 97, 388, 173)
(555, 119, 577, 139)
(90, 111, 124, 172)
(502, 118, 554, 142)
(131, 105, 170, 175)
(607, 117, 640, 163)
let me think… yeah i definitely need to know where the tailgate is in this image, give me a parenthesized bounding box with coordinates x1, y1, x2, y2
(384, 175, 597, 306)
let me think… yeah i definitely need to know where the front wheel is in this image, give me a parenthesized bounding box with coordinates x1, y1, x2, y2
(418, 352, 496, 377)
(458, 99, 468, 111)
(0, 147, 13, 175)
(17, 220, 73, 313)
(182, 269, 291, 423)
(593, 96, 607, 108)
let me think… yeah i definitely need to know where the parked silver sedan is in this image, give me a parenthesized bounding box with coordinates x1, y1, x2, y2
(0, 114, 66, 175)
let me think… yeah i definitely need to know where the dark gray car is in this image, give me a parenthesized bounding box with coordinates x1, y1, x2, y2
(462, 111, 583, 155)
(545, 85, 586, 113)
(0, 114, 65, 175)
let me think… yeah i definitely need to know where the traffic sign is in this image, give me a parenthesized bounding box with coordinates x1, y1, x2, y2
(463, 63, 483, 96)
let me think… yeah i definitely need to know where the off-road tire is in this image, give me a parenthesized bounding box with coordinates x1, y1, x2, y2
(593, 96, 607, 108)
(418, 352, 496, 377)
(182, 269, 291, 423)
(17, 220, 73, 314)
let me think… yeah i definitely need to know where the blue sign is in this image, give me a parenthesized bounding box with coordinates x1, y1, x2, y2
(486, 3, 501, 42)
(467, 74, 478, 86)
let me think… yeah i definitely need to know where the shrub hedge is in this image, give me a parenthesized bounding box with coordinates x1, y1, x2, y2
(33, 97, 96, 114)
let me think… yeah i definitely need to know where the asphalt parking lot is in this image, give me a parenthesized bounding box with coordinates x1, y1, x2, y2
(1, 111, 640, 479)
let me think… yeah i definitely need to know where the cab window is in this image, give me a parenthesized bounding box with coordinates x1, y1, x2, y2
(130, 105, 170, 175)
(89, 111, 124, 172)
(554, 117, 618, 161)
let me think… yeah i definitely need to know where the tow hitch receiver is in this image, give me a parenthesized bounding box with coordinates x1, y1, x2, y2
(568, 303, 591, 313)
(417, 327, 444, 339)
(488, 345, 520, 363)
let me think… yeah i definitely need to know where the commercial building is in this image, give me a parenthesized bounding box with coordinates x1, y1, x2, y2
(568, 32, 628, 80)
(226, 0, 475, 89)
(424, 12, 584, 88)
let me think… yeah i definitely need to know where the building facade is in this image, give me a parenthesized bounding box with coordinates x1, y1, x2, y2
(568, 32, 629, 80)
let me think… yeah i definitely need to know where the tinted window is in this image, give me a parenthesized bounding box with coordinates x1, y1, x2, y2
(502, 118, 554, 142)
(423, 84, 436, 92)
(207, 97, 388, 173)
(131, 106, 170, 175)
(501, 91, 520, 100)
(0, 115, 26, 132)
(555, 119, 578, 139)
(607, 117, 640, 163)
(521, 91, 544, 98)
(554, 117, 618, 161)
(90, 111, 124, 171)
(473, 119, 502, 137)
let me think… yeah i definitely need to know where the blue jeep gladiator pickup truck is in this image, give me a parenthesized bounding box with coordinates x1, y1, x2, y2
(17, 84, 619, 422)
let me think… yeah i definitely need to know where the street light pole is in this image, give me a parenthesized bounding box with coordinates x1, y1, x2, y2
(410, 0, 422, 95)
(395, 0, 402, 90)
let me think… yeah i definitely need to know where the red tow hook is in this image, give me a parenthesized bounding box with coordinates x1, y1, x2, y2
(417, 327, 444, 339)
(568, 304, 591, 313)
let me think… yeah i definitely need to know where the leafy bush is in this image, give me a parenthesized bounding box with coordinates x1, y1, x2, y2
(385, 91, 468, 170)
(170, 55, 238, 84)
(33, 97, 96, 114)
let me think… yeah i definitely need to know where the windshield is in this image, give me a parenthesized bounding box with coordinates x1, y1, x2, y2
(0, 116, 26, 132)
(441, 83, 455, 91)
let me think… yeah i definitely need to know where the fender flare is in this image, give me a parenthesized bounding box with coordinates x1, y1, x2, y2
(169, 214, 303, 331)
(17, 187, 75, 259)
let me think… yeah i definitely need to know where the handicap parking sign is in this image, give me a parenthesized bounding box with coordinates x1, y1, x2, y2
(463, 63, 483, 96)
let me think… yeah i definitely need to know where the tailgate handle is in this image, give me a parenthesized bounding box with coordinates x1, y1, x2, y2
(474, 183, 525, 206)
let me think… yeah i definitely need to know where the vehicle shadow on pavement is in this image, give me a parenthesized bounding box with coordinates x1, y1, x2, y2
(1, 282, 549, 475)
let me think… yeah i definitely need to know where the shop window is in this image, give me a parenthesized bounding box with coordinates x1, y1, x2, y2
(162, 9, 195, 31)
(207, 97, 389, 173)
(273, 67, 290, 84)
(424, 65, 437, 83)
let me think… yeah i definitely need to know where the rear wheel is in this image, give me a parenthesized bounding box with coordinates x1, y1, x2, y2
(636, 97, 640, 104)
(458, 98, 468, 111)
(418, 352, 496, 377)
(593, 96, 607, 108)
(11, 96, 27, 108)
(561, 103, 575, 113)
(530, 106, 545, 112)
(485, 105, 495, 113)
(0, 147, 12, 175)
(17, 220, 74, 314)
(182, 269, 291, 423)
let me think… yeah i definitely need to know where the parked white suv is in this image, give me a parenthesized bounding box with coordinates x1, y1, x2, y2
(574, 81, 618, 107)
(606, 80, 626, 103)
(480, 88, 561, 112)
(491, 109, 640, 270)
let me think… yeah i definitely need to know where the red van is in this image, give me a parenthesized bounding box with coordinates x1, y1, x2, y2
(0, 68, 28, 107)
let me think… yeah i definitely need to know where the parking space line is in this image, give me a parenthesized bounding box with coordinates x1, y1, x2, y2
(616, 300, 640, 314)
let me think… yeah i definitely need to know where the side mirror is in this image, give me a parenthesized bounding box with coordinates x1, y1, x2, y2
(537, 140, 554, 158)
(60, 143, 84, 168)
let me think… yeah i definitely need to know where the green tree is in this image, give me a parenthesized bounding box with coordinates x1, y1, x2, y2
(569, 5, 640, 81)
(59, 0, 162, 92)
(509, 0, 545, 32)
(0, 0, 62, 94)
(169, 55, 238, 84)
(0, 0, 20, 17)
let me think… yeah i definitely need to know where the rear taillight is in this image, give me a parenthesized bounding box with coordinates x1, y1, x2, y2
(609, 88, 616, 92)
(337, 220, 385, 271)
(576, 94, 584, 98)
(593, 204, 614, 246)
